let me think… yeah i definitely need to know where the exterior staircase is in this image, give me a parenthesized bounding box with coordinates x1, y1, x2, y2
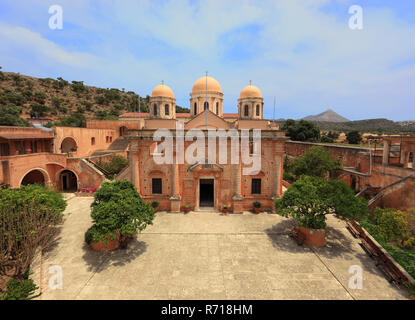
(108, 137, 130, 151)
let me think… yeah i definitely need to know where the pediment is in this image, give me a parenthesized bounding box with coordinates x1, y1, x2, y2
(185, 110, 231, 130)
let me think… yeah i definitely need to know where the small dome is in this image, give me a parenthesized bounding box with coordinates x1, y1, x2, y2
(240, 85, 262, 99)
(192, 76, 222, 93)
(152, 84, 174, 98)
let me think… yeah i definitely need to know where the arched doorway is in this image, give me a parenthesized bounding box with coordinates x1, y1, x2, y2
(21, 170, 46, 186)
(59, 170, 78, 192)
(61, 137, 77, 154)
(408, 152, 413, 169)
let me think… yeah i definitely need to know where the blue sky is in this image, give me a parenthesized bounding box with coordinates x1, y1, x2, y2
(0, 0, 414, 121)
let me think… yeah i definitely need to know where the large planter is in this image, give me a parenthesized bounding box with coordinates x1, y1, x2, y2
(254, 207, 260, 214)
(91, 231, 120, 252)
(298, 226, 326, 247)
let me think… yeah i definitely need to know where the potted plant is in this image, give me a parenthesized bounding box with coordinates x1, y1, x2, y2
(253, 201, 261, 213)
(223, 204, 229, 214)
(275, 176, 368, 247)
(183, 203, 190, 213)
(151, 201, 159, 213)
(85, 180, 155, 251)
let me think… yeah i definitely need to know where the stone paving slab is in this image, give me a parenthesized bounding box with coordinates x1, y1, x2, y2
(31, 197, 409, 300)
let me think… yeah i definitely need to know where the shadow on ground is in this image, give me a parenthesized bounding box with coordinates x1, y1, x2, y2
(82, 238, 147, 272)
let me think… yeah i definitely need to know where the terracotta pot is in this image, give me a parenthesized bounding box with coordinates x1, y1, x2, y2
(298, 226, 326, 247)
(91, 231, 120, 252)
(184, 207, 190, 213)
(223, 208, 228, 213)
(254, 207, 260, 214)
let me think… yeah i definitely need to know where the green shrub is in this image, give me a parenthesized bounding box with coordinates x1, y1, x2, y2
(86, 181, 154, 244)
(151, 201, 159, 209)
(253, 201, 261, 208)
(376, 208, 411, 244)
(97, 156, 128, 175)
(1, 278, 40, 300)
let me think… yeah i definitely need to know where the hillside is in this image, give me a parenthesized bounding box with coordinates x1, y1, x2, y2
(277, 118, 415, 134)
(302, 109, 350, 122)
(0, 69, 189, 126)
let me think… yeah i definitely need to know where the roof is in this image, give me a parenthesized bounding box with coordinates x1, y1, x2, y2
(176, 113, 191, 118)
(223, 113, 238, 118)
(0, 132, 54, 140)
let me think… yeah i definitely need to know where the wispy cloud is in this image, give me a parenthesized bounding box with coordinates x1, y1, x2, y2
(0, 0, 414, 120)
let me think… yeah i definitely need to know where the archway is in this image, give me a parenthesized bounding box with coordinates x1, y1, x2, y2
(21, 170, 46, 186)
(61, 137, 77, 153)
(59, 170, 78, 192)
(409, 152, 413, 169)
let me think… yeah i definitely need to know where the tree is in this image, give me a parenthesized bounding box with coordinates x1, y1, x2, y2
(0, 104, 28, 126)
(86, 181, 154, 247)
(0, 185, 66, 279)
(289, 146, 342, 179)
(373, 208, 411, 244)
(275, 176, 368, 229)
(96, 156, 128, 176)
(346, 131, 362, 144)
(282, 119, 320, 142)
(176, 105, 190, 113)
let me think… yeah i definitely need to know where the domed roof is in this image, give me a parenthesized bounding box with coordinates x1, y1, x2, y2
(240, 85, 262, 99)
(152, 84, 174, 98)
(192, 76, 222, 93)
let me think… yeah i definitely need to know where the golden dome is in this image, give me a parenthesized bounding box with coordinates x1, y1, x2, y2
(240, 85, 262, 99)
(152, 84, 174, 98)
(192, 76, 222, 93)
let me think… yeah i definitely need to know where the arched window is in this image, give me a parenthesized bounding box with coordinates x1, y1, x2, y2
(194, 102, 197, 115)
(409, 152, 413, 163)
(216, 102, 219, 115)
(204, 101, 209, 110)
(244, 105, 249, 117)
(153, 104, 157, 116)
(256, 105, 260, 116)
(165, 104, 169, 116)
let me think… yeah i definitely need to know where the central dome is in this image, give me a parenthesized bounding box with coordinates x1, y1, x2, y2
(240, 85, 262, 99)
(192, 76, 222, 93)
(152, 84, 174, 98)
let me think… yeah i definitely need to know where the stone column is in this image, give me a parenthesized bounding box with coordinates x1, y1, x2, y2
(169, 159, 181, 212)
(232, 162, 244, 213)
(272, 155, 282, 199)
(130, 144, 140, 194)
(382, 140, 390, 173)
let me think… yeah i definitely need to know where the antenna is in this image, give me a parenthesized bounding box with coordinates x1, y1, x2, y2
(273, 96, 276, 122)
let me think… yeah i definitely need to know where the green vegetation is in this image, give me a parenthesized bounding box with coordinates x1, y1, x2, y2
(0, 185, 66, 299)
(96, 156, 129, 176)
(46, 112, 86, 128)
(85, 181, 154, 246)
(282, 119, 320, 142)
(176, 105, 190, 113)
(346, 131, 362, 144)
(275, 176, 368, 229)
(360, 207, 415, 279)
(1, 278, 39, 300)
(0, 103, 28, 126)
(286, 146, 342, 180)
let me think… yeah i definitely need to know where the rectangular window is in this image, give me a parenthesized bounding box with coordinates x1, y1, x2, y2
(152, 178, 162, 194)
(0, 143, 10, 156)
(91, 137, 95, 145)
(252, 178, 261, 194)
(165, 105, 169, 115)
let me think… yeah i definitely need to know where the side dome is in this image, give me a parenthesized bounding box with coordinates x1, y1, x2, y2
(240, 85, 262, 99)
(152, 84, 174, 98)
(192, 76, 222, 93)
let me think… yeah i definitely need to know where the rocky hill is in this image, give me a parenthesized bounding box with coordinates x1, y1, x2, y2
(0, 69, 154, 126)
(302, 109, 350, 122)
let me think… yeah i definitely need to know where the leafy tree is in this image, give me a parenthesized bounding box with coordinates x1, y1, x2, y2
(96, 156, 128, 175)
(52, 112, 86, 127)
(33, 92, 46, 104)
(176, 105, 190, 113)
(282, 119, 320, 142)
(1, 278, 39, 300)
(373, 208, 411, 244)
(346, 131, 362, 144)
(289, 146, 342, 179)
(30, 104, 50, 117)
(86, 181, 154, 246)
(71, 81, 85, 93)
(0, 185, 66, 279)
(275, 176, 368, 229)
(0, 104, 28, 126)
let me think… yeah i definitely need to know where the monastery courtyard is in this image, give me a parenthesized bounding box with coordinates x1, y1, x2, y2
(32, 196, 409, 300)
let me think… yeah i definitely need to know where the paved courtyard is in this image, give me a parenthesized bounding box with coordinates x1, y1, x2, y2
(32, 196, 409, 300)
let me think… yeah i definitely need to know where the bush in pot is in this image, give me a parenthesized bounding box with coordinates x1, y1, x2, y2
(85, 180, 154, 250)
(253, 201, 261, 213)
(223, 204, 229, 214)
(151, 201, 159, 213)
(275, 176, 368, 247)
(183, 203, 190, 213)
